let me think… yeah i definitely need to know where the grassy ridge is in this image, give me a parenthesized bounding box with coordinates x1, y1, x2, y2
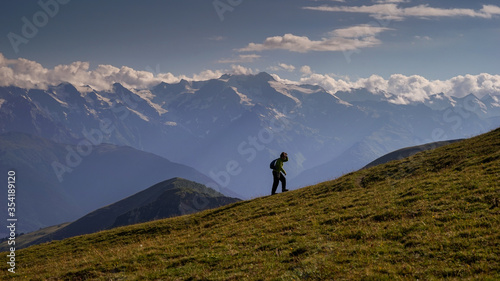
(2, 128, 499, 280)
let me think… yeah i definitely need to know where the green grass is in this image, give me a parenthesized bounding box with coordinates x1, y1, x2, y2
(0, 223, 70, 252)
(2, 128, 500, 280)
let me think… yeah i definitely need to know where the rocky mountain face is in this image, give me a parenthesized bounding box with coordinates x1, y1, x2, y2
(1, 72, 499, 199)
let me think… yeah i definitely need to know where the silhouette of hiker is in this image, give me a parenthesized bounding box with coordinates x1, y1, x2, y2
(271, 152, 289, 195)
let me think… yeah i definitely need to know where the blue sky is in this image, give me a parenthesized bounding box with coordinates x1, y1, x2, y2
(0, 0, 499, 96)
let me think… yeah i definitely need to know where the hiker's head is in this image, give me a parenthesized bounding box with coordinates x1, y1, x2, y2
(280, 152, 287, 159)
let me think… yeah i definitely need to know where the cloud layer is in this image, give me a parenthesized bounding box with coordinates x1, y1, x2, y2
(290, 72, 500, 104)
(217, 54, 261, 64)
(238, 25, 392, 53)
(1, 53, 499, 104)
(0, 53, 254, 91)
(303, 3, 500, 21)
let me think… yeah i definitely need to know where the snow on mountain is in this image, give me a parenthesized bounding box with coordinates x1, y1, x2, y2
(131, 89, 168, 115)
(423, 93, 456, 110)
(1, 72, 498, 198)
(268, 81, 304, 106)
(451, 94, 489, 119)
(335, 88, 389, 104)
(481, 94, 500, 118)
(484, 94, 500, 107)
(46, 89, 69, 107)
(230, 86, 254, 107)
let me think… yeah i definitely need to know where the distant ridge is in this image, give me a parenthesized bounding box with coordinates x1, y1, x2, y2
(363, 139, 464, 169)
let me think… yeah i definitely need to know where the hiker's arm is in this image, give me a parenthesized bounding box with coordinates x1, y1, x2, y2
(281, 156, 288, 175)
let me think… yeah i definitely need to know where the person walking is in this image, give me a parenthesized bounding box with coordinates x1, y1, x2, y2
(271, 152, 289, 195)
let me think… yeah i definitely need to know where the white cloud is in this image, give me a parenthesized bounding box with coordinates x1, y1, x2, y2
(0, 53, 256, 91)
(373, 0, 409, 3)
(218, 54, 261, 64)
(448, 73, 500, 98)
(414, 35, 432, 41)
(303, 4, 405, 21)
(480, 5, 500, 17)
(354, 74, 389, 94)
(385, 74, 450, 103)
(275, 70, 500, 104)
(2, 53, 499, 103)
(209, 36, 226, 41)
(301, 73, 500, 104)
(303, 3, 500, 21)
(329, 24, 393, 38)
(269, 63, 296, 72)
(268, 73, 295, 85)
(0, 54, 183, 90)
(228, 64, 256, 75)
(279, 63, 295, 72)
(238, 24, 391, 53)
(403, 5, 488, 18)
(299, 73, 355, 94)
(308, 0, 346, 2)
(300, 65, 313, 75)
(187, 69, 224, 81)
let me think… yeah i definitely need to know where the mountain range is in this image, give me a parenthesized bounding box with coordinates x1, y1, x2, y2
(1, 72, 499, 200)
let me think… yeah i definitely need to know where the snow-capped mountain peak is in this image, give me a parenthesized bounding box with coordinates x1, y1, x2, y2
(0, 72, 498, 199)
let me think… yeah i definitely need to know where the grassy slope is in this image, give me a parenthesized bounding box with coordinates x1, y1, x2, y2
(362, 139, 463, 169)
(0, 223, 70, 252)
(1, 128, 499, 280)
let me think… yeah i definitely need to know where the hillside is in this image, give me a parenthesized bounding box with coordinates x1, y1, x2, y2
(362, 139, 464, 169)
(1, 128, 499, 280)
(0, 178, 240, 251)
(0, 223, 70, 251)
(111, 178, 240, 228)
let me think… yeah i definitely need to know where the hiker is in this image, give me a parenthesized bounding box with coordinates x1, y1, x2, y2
(271, 152, 289, 195)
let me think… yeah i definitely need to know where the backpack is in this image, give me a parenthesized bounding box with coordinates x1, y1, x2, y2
(270, 159, 278, 169)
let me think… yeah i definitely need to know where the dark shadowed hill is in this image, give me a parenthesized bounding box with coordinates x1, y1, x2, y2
(6, 178, 239, 250)
(362, 139, 464, 169)
(112, 178, 239, 228)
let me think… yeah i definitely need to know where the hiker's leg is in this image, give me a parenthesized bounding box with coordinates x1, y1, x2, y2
(271, 171, 279, 195)
(280, 173, 287, 191)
